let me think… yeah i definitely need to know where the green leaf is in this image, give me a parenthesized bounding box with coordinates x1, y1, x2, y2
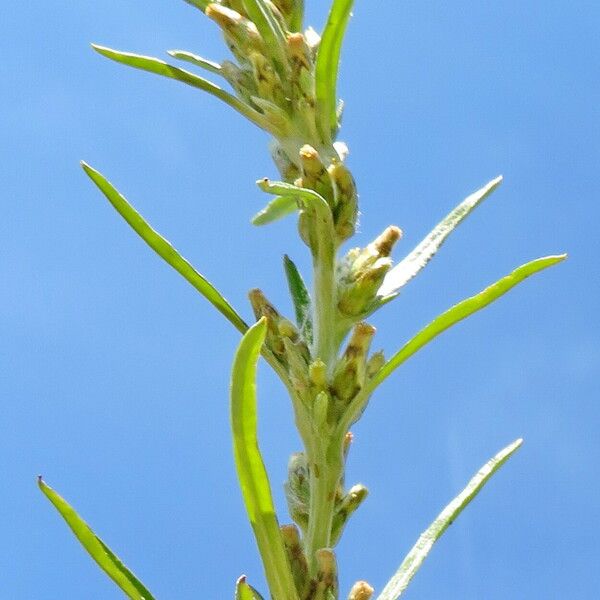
(230, 319, 299, 600)
(256, 179, 331, 217)
(81, 162, 248, 334)
(167, 50, 222, 75)
(251, 195, 298, 226)
(376, 439, 523, 600)
(283, 255, 313, 344)
(378, 176, 503, 298)
(315, 0, 354, 142)
(91, 45, 270, 131)
(236, 575, 265, 600)
(370, 255, 566, 390)
(242, 0, 288, 74)
(38, 478, 155, 600)
(182, 0, 210, 11)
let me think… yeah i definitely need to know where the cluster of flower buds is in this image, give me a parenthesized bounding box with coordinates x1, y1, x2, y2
(296, 145, 359, 246)
(337, 225, 403, 319)
(203, 2, 325, 163)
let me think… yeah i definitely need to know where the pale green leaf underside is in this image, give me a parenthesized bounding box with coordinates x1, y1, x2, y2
(252, 195, 298, 225)
(81, 162, 248, 334)
(230, 319, 299, 600)
(379, 176, 503, 298)
(167, 50, 222, 75)
(38, 478, 155, 600)
(91, 45, 269, 130)
(315, 0, 354, 141)
(376, 439, 523, 600)
(371, 254, 566, 390)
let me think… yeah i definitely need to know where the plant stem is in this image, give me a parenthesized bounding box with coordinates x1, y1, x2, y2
(312, 246, 336, 369)
(304, 437, 344, 576)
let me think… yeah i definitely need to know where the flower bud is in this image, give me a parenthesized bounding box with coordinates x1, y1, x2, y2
(331, 323, 376, 404)
(299, 145, 335, 209)
(348, 581, 374, 600)
(366, 350, 385, 379)
(337, 226, 403, 317)
(250, 52, 286, 107)
(309, 359, 327, 389)
(205, 4, 264, 65)
(314, 549, 338, 600)
(248, 288, 286, 355)
(331, 484, 369, 545)
(329, 160, 358, 242)
(285, 452, 310, 530)
(281, 524, 309, 597)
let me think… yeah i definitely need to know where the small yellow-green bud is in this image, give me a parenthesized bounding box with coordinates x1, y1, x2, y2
(313, 390, 330, 429)
(366, 350, 386, 379)
(299, 145, 335, 209)
(332, 323, 376, 404)
(309, 359, 328, 388)
(250, 52, 286, 107)
(336, 226, 403, 317)
(279, 318, 299, 340)
(329, 160, 358, 242)
(331, 484, 369, 545)
(348, 581, 374, 600)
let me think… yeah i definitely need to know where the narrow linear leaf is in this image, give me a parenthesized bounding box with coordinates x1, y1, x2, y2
(231, 319, 299, 600)
(378, 176, 503, 298)
(91, 45, 270, 130)
(167, 50, 222, 75)
(371, 255, 566, 390)
(81, 162, 248, 334)
(242, 0, 288, 73)
(315, 0, 354, 142)
(236, 575, 265, 600)
(283, 254, 313, 344)
(38, 478, 155, 600)
(376, 439, 523, 600)
(182, 0, 210, 11)
(257, 179, 330, 216)
(252, 195, 298, 226)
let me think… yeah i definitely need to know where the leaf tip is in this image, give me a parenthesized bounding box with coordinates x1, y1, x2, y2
(256, 177, 270, 192)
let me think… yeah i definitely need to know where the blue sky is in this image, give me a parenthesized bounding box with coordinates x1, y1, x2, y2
(2, 1, 599, 598)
